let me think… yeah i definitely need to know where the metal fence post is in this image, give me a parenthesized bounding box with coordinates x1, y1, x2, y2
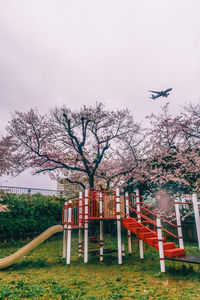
(116, 188, 122, 264)
(100, 192, 104, 262)
(156, 217, 165, 273)
(135, 188, 144, 259)
(66, 200, 72, 264)
(125, 192, 132, 254)
(63, 202, 68, 259)
(175, 198, 184, 249)
(192, 193, 200, 250)
(78, 191, 83, 257)
(84, 189, 89, 263)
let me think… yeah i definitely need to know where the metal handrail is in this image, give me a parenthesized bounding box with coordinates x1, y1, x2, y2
(120, 201, 156, 226)
(122, 201, 179, 239)
(140, 203, 178, 228)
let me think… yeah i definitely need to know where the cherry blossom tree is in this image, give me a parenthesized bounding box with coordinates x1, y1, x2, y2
(179, 103, 200, 149)
(4, 103, 140, 189)
(96, 128, 144, 189)
(0, 136, 14, 177)
(126, 103, 200, 194)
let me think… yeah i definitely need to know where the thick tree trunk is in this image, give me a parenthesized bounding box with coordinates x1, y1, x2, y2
(106, 180, 110, 191)
(89, 175, 94, 189)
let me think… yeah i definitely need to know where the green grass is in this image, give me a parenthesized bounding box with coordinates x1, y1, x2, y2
(0, 233, 200, 299)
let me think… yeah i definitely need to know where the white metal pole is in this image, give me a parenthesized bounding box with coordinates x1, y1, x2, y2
(156, 217, 165, 273)
(135, 188, 144, 259)
(175, 198, 184, 249)
(116, 187, 122, 264)
(78, 191, 83, 257)
(181, 195, 186, 209)
(63, 229, 67, 258)
(122, 243, 125, 256)
(125, 192, 132, 254)
(66, 200, 72, 264)
(63, 202, 68, 258)
(192, 193, 200, 250)
(84, 189, 89, 263)
(100, 192, 103, 262)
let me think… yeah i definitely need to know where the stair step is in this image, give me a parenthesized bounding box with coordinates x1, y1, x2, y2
(122, 219, 138, 230)
(153, 242, 176, 250)
(138, 232, 157, 239)
(145, 237, 167, 246)
(122, 223, 130, 230)
(122, 218, 187, 258)
(164, 248, 185, 258)
(122, 218, 137, 223)
(123, 224, 139, 230)
(127, 223, 143, 228)
(136, 227, 149, 233)
(130, 227, 149, 234)
(129, 227, 140, 234)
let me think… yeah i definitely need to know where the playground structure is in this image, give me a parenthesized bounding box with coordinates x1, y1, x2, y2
(62, 189, 200, 272)
(0, 188, 200, 272)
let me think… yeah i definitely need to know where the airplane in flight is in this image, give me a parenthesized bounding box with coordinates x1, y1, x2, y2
(148, 88, 173, 99)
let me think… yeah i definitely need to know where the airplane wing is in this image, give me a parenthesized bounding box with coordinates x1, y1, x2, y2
(165, 88, 172, 93)
(148, 90, 161, 94)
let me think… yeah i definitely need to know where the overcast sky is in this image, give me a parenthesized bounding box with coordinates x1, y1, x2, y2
(0, 0, 200, 189)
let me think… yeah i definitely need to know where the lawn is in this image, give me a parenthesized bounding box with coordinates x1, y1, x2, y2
(0, 232, 200, 299)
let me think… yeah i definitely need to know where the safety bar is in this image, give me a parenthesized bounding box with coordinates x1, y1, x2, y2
(122, 200, 179, 240)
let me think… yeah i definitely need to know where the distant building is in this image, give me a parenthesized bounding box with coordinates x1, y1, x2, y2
(56, 179, 79, 199)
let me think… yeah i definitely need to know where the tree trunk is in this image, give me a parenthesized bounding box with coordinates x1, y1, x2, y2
(89, 175, 94, 190)
(106, 180, 110, 191)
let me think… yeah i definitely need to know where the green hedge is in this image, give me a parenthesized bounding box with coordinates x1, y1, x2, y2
(0, 192, 64, 241)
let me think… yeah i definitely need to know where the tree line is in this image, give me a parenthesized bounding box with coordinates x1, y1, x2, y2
(1, 102, 200, 195)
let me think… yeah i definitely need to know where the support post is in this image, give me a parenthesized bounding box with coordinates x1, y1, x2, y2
(181, 195, 187, 209)
(125, 192, 132, 254)
(84, 189, 89, 263)
(66, 200, 72, 265)
(122, 243, 125, 256)
(192, 193, 200, 250)
(99, 192, 103, 262)
(78, 191, 83, 257)
(175, 198, 184, 249)
(116, 187, 122, 264)
(63, 202, 68, 259)
(135, 188, 144, 259)
(156, 217, 165, 273)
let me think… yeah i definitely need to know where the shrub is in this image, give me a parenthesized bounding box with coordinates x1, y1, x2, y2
(0, 191, 64, 241)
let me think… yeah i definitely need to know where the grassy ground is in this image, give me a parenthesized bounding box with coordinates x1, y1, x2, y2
(0, 232, 200, 299)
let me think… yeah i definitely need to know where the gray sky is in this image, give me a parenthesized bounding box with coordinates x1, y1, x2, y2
(0, 0, 200, 189)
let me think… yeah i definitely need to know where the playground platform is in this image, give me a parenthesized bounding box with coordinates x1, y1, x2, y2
(165, 255, 200, 264)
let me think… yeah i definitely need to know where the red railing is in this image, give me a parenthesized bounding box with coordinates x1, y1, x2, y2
(125, 198, 179, 239)
(62, 199, 84, 229)
(121, 202, 156, 226)
(62, 190, 118, 228)
(88, 190, 116, 219)
(62, 203, 68, 225)
(72, 199, 83, 228)
(62, 191, 181, 240)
